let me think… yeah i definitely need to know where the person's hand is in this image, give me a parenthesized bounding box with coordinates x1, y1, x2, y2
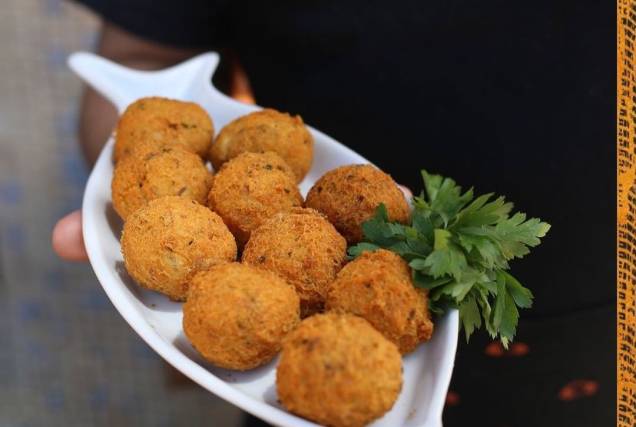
(52, 210, 88, 261)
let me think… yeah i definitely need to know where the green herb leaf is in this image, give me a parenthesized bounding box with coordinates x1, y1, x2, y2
(458, 293, 481, 342)
(350, 169, 550, 346)
(502, 271, 534, 309)
(347, 242, 381, 259)
(423, 245, 467, 280)
(412, 271, 453, 289)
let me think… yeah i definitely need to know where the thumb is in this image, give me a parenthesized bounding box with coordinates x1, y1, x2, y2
(52, 210, 89, 262)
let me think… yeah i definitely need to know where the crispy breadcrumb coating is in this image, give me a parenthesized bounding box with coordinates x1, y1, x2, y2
(209, 109, 313, 182)
(112, 143, 212, 220)
(183, 263, 300, 370)
(207, 152, 303, 247)
(326, 249, 434, 354)
(277, 313, 402, 427)
(242, 208, 347, 317)
(306, 164, 410, 243)
(121, 196, 236, 301)
(115, 97, 213, 161)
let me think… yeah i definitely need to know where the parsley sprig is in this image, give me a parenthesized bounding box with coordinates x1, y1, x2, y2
(349, 170, 550, 347)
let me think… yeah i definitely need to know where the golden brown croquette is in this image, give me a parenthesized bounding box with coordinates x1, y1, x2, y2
(207, 152, 303, 248)
(120, 196, 236, 301)
(183, 263, 300, 370)
(242, 208, 347, 317)
(326, 249, 434, 354)
(305, 164, 411, 244)
(112, 143, 213, 220)
(114, 97, 214, 161)
(276, 313, 402, 427)
(208, 109, 313, 182)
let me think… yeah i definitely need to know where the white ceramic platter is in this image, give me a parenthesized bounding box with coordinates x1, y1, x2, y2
(70, 51, 459, 427)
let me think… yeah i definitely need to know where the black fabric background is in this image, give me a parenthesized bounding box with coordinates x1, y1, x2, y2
(76, 1, 616, 425)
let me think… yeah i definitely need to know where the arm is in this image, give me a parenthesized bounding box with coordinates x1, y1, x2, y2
(80, 21, 205, 165)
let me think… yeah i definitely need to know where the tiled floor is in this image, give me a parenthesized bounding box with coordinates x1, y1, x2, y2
(0, 1, 242, 425)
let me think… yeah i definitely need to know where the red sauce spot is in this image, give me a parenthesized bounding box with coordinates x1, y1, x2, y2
(510, 342, 530, 356)
(445, 391, 460, 406)
(558, 385, 576, 401)
(582, 380, 599, 396)
(484, 341, 530, 357)
(558, 380, 599, 401)
(485, 341, 505, 357)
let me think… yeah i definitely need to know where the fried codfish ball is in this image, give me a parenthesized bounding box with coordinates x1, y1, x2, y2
(121, 196, 236, 301)
(326, 249, 433, 354)
(112, 142, 213, 220)
(208, 109, 313, 182)
(114, 97, 214, 161)
(183, 263, 300, 370)
(207, 152, 303, 247)
(242, 208, 347, 317)
(306, 164, 410, 244)
(277, 313, 402, 427)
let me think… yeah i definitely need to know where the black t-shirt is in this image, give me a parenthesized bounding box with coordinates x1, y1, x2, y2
(76, 1, 615, 425)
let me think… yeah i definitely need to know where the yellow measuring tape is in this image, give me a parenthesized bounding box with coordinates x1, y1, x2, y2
(618, 1, 636, 425)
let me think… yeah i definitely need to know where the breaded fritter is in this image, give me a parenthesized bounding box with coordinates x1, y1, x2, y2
(276, 313, 402, 427)
(306, 164, 410, 243)
(242, 208, 347, 317)
(209, 109, 313, 182)
(114, 97, 214, 161)
(183, 263, 300, 370)
(207, 152, 303, 247)
(326, 249, 433, 354)
(120, 196, 236, 301)
(112, 142, 213, 220)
